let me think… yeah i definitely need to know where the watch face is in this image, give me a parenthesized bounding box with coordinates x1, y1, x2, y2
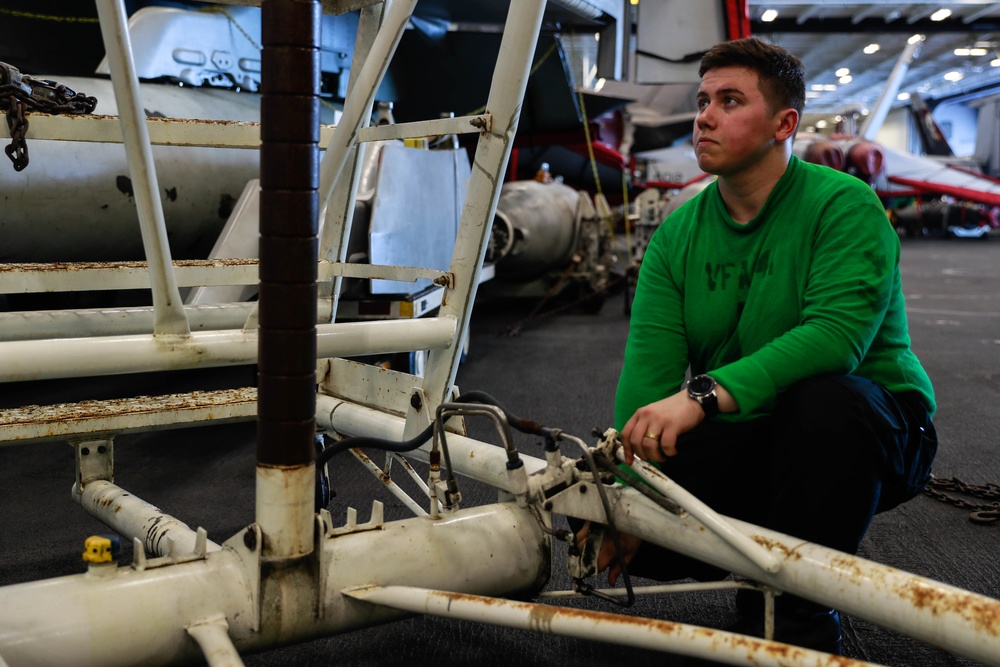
(689, 375, 715, 396)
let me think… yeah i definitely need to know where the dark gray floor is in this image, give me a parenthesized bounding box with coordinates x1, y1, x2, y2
(1, 237, 998, 666)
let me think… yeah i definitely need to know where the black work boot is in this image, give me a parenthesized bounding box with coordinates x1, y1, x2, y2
(734, 588, 843, 655)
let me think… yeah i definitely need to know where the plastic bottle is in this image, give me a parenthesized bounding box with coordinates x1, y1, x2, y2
(534, 162, 554, 183)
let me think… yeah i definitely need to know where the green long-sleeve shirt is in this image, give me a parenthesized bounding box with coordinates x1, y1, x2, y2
(615, 155, 935, 428)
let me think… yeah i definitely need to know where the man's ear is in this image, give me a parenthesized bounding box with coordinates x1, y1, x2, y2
(775, 108, 799, 142)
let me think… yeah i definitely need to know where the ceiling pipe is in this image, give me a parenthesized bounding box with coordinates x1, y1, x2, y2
(963, 3, 1000, 23)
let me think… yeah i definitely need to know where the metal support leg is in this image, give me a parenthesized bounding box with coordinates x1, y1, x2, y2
(318, 2, 386, 318)
(94, 0, 190, 337)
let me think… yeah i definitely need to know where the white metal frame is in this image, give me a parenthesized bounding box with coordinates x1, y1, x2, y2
(0, 2, 998, 666)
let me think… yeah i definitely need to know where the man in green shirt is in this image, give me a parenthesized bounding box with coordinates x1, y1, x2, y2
(607, 38, 937, 655)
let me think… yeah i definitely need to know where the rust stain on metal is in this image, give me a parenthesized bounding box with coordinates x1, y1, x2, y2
(433, 272, 455, 288)
(427, 590, 864, 665)
(514, 419, 546, 435)
(896, 580, 1000, 636)
(440, 591, 507, 607)
(0, 258, 258, 273)
(528, 603, 557, 633)
(830, 554, 866, 579)
(434, 590, 685, 631)
(0, 388, 258, 427)
(352, 450, 392, 486)
(146, 116, 259, 128)
(750, 535, 802, 560)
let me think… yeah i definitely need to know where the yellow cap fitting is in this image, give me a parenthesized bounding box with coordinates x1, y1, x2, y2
(82, 535, 114, 564)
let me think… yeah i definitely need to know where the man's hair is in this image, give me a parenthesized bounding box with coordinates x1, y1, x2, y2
(699, 37, 805, 116)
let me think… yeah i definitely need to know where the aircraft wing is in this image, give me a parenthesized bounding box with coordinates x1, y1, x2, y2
(879, 145, 1000, 207)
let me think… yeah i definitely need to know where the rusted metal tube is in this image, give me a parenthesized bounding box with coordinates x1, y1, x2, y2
(316, 397, 1000, 665)
(344, 585, 885, 667)
(618, 449, 781, 574)
(74, 480, 222, 556)
(0, 503, 549, 666)
(350, 449, 429, 517)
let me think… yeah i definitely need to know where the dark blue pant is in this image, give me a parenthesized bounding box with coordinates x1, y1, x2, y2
(629, 374, 937, 578)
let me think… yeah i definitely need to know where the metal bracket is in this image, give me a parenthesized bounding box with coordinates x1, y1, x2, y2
(220, 523, 263, 632)
(73, 438, 114, 497)
(402, 386, 433, 441)
(324, 500, 385, 538)
(130, 526, 210, 572)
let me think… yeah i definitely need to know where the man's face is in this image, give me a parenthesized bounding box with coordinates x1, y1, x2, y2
(693, 66, 784, 177)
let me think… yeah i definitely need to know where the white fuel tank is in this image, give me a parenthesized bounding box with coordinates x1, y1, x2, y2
(490, 180, 581, 282)
(0, 77, 334, 263)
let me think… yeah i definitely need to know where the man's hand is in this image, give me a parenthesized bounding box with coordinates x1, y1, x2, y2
(576, 521, 643, 586)
(620, 391, 705, 464)
(620, 384, 736, 464)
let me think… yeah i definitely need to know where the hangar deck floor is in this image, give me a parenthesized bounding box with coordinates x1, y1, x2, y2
(1, 236, 997, 666)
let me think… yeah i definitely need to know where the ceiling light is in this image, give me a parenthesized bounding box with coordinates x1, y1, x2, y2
(908, 34, 925, 45)
(761, 9, 778, 22)
(839, 75, 853, 84)
(944, 71, 964, 81)
(930, 8, 952, 21)
(992, 59, 1000, 67)
(815, 120, 828, 128)
(955, 48, 971, 56)
(835, 67, 850, 77)
(863, 43, 880, 54)
(823, 84, 837, 91)
(806, 91, 821, 98)
(897, 92, 911, 101)
(970, 48, 989, 56)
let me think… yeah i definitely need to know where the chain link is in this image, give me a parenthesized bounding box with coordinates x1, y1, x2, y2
(0, 61, 98, 171)
(923, 475, 1000, 525)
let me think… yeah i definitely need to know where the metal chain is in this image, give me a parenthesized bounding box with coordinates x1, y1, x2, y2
(4, 101, 28, 170)
(923, 475, 1000, 525)
(0, 61, 98, 171)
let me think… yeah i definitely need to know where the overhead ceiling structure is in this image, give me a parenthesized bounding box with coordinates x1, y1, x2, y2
(749, 0, 1000, 113)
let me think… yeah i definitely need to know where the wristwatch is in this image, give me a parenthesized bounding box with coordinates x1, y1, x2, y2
(686, 374, 720, 418)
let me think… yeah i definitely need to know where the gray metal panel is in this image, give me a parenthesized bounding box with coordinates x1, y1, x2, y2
(368, 145, 471, 294)
(635, 1, 727, 84)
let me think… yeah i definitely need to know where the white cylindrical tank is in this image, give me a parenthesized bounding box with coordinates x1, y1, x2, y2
(0, 77, 334, 263)
(490, 180, 580, 282)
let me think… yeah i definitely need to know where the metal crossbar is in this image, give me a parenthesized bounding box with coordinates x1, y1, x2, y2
(0, 259, 450, 294)
(0, 110, 488, 148)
